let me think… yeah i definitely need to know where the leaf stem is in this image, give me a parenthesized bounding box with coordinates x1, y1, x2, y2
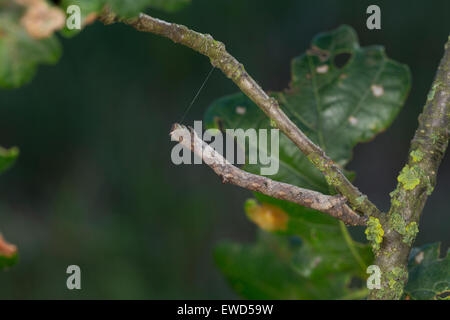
(339, 221, 368, 272)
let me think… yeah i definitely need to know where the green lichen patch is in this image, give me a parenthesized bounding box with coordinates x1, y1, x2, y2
(397, 165, 421, 190)
(410, 149, 424, 163)
(404, 222, 419, 245)
(307, 152, 329, 171)
(389, 189, 402, 208)
(325, 171, 341, 186)
(430, 132, 440, 144)
(391, 198, 401, 208)
(424, 175, 434, 196)
(270, 119, 278, 128)
(373, 266, 407, 299)
(355, 195, 367, 205)
(390, 213, 419, 245)
(390, 212, 405, 232)
(386, 266, 408, 298)
(426, 185, 434, 196)
(427, 81, 441, 101)
(406, 243, 450, 300)
(389, 189, 399, 198)
(365, 217, 384, 252)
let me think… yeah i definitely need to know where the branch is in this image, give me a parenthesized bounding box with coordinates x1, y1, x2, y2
(170, 124, 367, 226)
(99, 9, 381, 219)
(368, 36, 450, 300)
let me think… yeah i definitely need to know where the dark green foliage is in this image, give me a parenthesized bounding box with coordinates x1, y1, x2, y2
(0, 1, 446, 300)
(207, 25, 411, 299)
(406, 243, 450, 300)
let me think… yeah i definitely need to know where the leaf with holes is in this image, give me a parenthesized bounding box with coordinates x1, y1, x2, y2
(204, 25, 411, 192)
(252, 194, 373, 277)
(60, 0, 105, 37)
(215, 231, 370, 300)
(406, 243, 450, 300)
(207, 25, 410, 299)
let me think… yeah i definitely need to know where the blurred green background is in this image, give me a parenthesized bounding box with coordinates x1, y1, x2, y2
(0, 0, 449, 299)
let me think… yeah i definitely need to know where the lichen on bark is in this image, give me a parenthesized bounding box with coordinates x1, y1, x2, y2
(368, 36, 450, 300)
(99, 7, 449, 299)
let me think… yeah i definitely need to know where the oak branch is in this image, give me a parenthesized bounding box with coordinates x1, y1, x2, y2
(170, 124, 367, 226)
(99, 8, 381, 219)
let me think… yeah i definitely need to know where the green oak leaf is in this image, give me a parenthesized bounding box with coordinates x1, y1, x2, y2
(406, 243, 450, 300)
(254, 194, 372, 277)
(275, 25, 411, 166)
(0, 9, 62, 89)
(205, 93, 330, 193)
(205, 25, 411, 192)
(0, 146, 19, 174)
(397, 165, 421, 190)
(60, 0, 106, 37)
(215, 232, 369, 300)
(208, 25, 411, 299)
(0, 252, 18, 270)
(215, 193, 373, 299)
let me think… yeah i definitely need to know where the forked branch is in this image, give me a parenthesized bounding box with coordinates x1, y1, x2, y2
(368, 37, 450, 300)
(100, 7, 450, 300)
(99, 8, 381, 219)
(170, 124, 367, 226)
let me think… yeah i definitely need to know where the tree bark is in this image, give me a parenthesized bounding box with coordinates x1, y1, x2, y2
(99, 8, 381, 219)
(368, 36, 450, 300)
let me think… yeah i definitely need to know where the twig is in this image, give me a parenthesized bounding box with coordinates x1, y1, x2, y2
(99, 9, 382, 219)
(170, 124, 367, 226)
(100, 8, 450, 300)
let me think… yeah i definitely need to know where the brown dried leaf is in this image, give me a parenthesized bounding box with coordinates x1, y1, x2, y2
(0, 234, 17, 258)
(20, 1, 65, 39)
